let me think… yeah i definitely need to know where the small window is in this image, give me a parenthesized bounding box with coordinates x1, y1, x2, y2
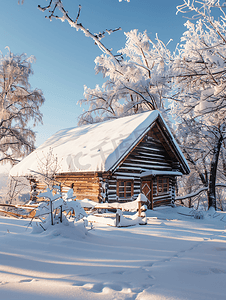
(117, 180, 134, 199)
(157, 177, 169, 194)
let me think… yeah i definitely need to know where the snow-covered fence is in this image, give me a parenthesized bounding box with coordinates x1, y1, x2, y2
(84, 193, 148, 227)
(0, 203, 37, 219)
(93, 193, 147, 215)
(33, 191, 147, 228)
(0, 191, 148, 228)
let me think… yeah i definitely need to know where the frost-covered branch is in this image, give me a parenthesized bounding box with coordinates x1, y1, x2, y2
(79, 30, 172, 124)
(38, 0, 122, 65)
(176, 186, 208, 201)
(177, 0, 226, 43)
(120, 82, 156, 110)
(171, 1, 226, 210)
(0, 51, 44, 164)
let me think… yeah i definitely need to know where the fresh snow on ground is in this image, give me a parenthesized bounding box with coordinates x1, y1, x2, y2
(0, 206, 226, 300)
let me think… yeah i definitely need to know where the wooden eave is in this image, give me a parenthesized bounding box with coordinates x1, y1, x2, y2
(56, 171, 103, 178)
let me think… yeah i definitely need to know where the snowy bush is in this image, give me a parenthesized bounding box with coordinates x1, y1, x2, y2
(32, 187, 88, 236)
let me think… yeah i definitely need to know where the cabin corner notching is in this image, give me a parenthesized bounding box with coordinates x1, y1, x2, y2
(10, 111, 190, 209)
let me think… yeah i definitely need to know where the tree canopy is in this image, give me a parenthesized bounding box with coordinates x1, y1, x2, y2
(0, 51, 45, 165)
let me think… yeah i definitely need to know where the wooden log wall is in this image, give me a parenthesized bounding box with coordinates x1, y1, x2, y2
(152, 176, 175, 207)
(103, 174, 141, 203)
(31, 179, 48, 203)
(32, 172, 103, 203)
(56, 172, 102, 202)
(105, 129, 179, 205)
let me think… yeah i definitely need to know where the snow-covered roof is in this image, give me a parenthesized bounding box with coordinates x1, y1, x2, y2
(10, 110, 190, 177)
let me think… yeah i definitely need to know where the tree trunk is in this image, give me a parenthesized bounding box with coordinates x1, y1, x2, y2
(221, 146, 226, 177)
(208, 134, 223, 210)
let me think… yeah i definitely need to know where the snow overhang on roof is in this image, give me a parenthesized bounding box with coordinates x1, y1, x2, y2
(10, 110, 190, 177)
(140, 170, 183, 177)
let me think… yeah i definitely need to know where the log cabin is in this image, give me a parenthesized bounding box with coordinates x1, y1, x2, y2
(10, 110, 190, 209)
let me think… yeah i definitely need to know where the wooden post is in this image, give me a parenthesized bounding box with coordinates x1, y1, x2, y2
(60, 205, 62, 223)
(116, 210, 121, 227)
(30, 179, 37, 202)
(151, 180, 154, 210)
(138, 201, 141, 217)
(50, 199, 54, 225)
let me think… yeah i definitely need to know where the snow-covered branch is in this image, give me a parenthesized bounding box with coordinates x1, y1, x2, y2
(176, 186, 208, 201)
(38, 1, 122, 65)
(0, 51, 44, 164)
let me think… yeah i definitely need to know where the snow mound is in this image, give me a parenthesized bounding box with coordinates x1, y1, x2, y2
(32, 218, 88, 239)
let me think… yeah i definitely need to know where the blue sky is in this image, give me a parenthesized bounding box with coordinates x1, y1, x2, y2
(0, 0, 186, 148)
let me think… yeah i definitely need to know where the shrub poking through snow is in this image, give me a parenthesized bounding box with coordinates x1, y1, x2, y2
(32, 187, 88, 235)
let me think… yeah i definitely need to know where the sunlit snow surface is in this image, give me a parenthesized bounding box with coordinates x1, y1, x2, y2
(1, 206, 226, 300)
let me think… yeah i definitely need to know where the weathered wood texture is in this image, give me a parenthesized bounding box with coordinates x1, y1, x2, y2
(32, 172, 103, 203)
(118, 134, 178, 175)
(152, 176, 175, 207)
(58, 173, 103, 202)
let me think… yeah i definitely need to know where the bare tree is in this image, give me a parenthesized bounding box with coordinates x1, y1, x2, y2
(36, 147, 61, 189)
(3, 176, 30, 205)
(0, 50, 45, 165)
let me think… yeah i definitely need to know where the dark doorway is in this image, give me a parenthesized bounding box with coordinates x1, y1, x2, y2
(141, 180, 153, 209)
